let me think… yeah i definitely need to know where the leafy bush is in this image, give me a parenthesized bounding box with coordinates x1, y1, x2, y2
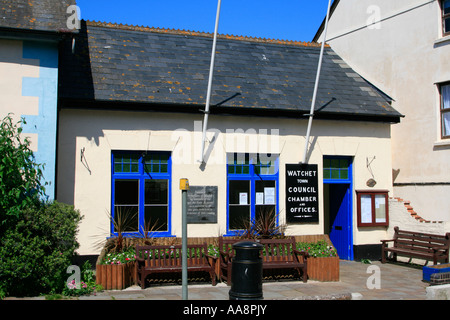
(0, 115, 84, 298)
(0, 115, 45, 228)
(0, 201, 82, 297)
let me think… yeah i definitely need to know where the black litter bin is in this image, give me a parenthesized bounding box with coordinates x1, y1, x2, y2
(229, 241, 263, 300)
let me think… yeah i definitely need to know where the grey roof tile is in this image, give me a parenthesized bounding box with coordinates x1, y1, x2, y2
(0, 0, 76, 32)
(59, 21, 402, 122)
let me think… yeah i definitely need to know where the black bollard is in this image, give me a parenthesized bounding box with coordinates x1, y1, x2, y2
(229, 241, 263, 300)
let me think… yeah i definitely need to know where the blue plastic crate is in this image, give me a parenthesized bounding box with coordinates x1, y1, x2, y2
(423, 264, 450, 282)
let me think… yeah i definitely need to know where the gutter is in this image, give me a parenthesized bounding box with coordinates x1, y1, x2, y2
(0, 26, 76, 43)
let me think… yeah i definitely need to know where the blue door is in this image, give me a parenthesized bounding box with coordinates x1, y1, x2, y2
(323, 156, 353, 260)
(328, 183, 352, 260)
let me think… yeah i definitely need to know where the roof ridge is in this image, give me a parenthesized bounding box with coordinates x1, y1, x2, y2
(86, 20, 327, 48)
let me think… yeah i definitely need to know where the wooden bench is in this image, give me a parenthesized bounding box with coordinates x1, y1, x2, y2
(135, 243, 217, 288)
(219, 237, 308, 285)
(381, 226, 450, 265)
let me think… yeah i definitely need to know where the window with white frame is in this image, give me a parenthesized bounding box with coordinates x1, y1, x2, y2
(440, 82, 450, 139)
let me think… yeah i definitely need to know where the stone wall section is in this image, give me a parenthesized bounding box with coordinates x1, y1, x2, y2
(387, 198, 450, 264)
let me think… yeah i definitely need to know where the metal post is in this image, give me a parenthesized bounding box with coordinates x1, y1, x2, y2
(180, 178, 190, 300)
(302, 0, 332, 164)
(200, 0, 222, 164)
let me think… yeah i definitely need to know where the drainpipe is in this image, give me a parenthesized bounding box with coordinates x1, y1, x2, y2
(200, 0, 222, 164)
(302, 0, 332, 164)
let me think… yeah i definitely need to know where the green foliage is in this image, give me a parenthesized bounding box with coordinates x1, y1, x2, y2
(0, 114, 46, 227)
(296, 240, 338, 258)
(100, 246, 136, 265)
(100, 243, 221, 264)
(0, 115, 84, 298)
(62, 261, 103, 297)
(238, 208, 287, 240)
(0, 201, 82, 297)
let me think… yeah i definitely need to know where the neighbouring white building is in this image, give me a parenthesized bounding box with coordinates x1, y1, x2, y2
(0, 0, 76, 200)
(314, 0, 450, 222)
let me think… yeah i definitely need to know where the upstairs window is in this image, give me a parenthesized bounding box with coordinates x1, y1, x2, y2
(443, 0, 450, 36)
(441, 83, 450, 139)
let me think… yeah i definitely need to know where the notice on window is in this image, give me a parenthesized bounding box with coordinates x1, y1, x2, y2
(285, 164, 319, 223)
(264, 187, 275, 205)
(361, 195, 372, 224)
(375, 195, 386, 223)
(239, 192, 248, 205)
(256, 192, 264, 205)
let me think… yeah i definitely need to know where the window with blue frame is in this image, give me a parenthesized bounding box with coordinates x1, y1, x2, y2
(112, 151, 171, 236)
(323, 157, 351, 181)
(227, 153, 279, 233)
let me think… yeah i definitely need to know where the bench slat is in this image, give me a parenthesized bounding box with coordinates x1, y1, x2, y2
(381, 227, 450, 265)
(135, 243, 216, 288)
(218, 236, 308, 285)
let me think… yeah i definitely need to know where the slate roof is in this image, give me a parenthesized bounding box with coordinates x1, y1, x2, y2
(0, 0, 76, 32)
(59, 21, 402, 122)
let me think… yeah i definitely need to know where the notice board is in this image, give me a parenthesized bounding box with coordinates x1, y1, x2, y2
(187, 186, 218, 224)
(285, 164, 319, 223)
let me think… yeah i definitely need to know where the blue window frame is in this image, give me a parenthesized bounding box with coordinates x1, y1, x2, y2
(323, 156, 352, 183)
(226, 153, 279, 235)
(111, 151, 172, 237)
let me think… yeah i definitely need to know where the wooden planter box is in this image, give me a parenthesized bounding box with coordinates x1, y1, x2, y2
(208, 257, 220, 281)
(307, 256, 340, 282)
(96, 261, 136, 290)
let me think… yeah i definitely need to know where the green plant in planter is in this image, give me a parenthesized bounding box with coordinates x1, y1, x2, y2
(208, 244, 220, 258)
(296, 240, 337, 258)
(100, 246, 136, 265)
(238, 208, 287, 239)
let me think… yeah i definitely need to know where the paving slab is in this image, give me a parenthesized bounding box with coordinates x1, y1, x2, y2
(3, 260, 431, 301)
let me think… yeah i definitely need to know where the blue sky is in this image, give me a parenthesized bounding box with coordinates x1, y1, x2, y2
(76, 0, 331, 42)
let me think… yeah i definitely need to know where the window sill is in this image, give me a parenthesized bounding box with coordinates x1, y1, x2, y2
(434, 140, 450, 147)
(434, 35, 450, 45)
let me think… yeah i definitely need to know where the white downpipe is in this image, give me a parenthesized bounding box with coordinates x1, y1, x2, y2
(200, 0, 222, 164)
(302, 0, 332, 164)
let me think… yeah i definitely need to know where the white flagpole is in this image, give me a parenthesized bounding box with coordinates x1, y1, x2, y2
(302, 0, 332, 164)
(200, 0, 222, 164)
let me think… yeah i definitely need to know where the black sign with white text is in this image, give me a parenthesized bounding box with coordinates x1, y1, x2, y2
(285, 164, 319, 223)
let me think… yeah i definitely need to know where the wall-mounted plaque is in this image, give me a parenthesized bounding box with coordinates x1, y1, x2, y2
(187, 186, 218, 224)
(285, 164, 319, 223)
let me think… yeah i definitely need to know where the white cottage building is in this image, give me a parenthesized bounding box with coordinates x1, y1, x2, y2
(56, 21, 403, 261)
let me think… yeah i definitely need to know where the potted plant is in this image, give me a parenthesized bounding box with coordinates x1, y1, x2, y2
(96, 208, 137, 290)
(296, 240, 340, 281)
